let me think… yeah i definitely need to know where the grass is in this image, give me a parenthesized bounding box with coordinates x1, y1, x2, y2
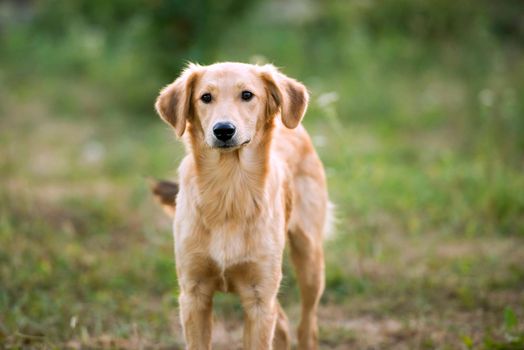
(1, 72, 523, 349)
(1, 2, 524, 348)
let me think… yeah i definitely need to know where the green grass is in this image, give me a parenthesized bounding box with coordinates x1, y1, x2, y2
(1, 71, 523, 348)
(1, 2, 524, 348)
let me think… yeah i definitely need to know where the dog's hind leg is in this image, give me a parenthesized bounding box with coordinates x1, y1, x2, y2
(273, 302, 291, 350)
(288, 226, 325, 350)
(287, 164, 328, 350)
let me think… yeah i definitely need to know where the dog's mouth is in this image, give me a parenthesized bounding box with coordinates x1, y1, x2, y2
(214, 139, 251, 151)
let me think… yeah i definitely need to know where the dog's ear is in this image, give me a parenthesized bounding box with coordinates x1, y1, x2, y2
(155, 64, 201, 137)
(260, 65, 309, 129)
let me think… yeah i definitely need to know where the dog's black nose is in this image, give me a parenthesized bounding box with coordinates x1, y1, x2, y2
(213, 122, 236, 141)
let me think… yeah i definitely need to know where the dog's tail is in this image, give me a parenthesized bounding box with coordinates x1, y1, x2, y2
(324, 200, 337, 240)
(148, 178, 178, 218)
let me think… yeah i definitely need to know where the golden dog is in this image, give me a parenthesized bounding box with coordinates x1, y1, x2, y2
(152, 62, 329, 350)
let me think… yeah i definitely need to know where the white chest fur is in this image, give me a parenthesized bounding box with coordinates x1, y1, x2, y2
(174, 152, 287, 271)
(208, 209, 286, 269)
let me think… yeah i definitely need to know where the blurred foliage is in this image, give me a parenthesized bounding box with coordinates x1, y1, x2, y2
(26, 0, 257, 69)
(1, 0, 524, 348)
(2, 0, 524, 114)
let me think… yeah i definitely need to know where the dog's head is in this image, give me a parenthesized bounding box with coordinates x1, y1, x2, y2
(155, 62, 309, 150)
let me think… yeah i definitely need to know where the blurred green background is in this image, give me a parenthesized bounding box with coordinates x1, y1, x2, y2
(1, 1, 523, 349)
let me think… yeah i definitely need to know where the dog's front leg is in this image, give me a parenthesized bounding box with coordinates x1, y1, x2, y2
(178, 278, 215, 350)
(240, 288, 279, 350)
(232, 264, 282, 350)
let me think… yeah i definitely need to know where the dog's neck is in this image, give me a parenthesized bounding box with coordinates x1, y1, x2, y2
(188, 122, 274, 228)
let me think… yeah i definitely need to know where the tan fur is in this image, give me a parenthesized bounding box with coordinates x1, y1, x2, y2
(154, 62, 328, 350)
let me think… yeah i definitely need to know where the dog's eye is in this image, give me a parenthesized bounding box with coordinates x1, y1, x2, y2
(201, 93, 212, 104)
(241, 91, 254, 101)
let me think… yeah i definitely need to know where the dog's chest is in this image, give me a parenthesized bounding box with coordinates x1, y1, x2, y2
(176, 155, 286, 271)
(207, 221, 270, 270)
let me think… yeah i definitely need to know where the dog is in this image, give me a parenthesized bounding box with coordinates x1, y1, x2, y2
(151, 62, 330, 350)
